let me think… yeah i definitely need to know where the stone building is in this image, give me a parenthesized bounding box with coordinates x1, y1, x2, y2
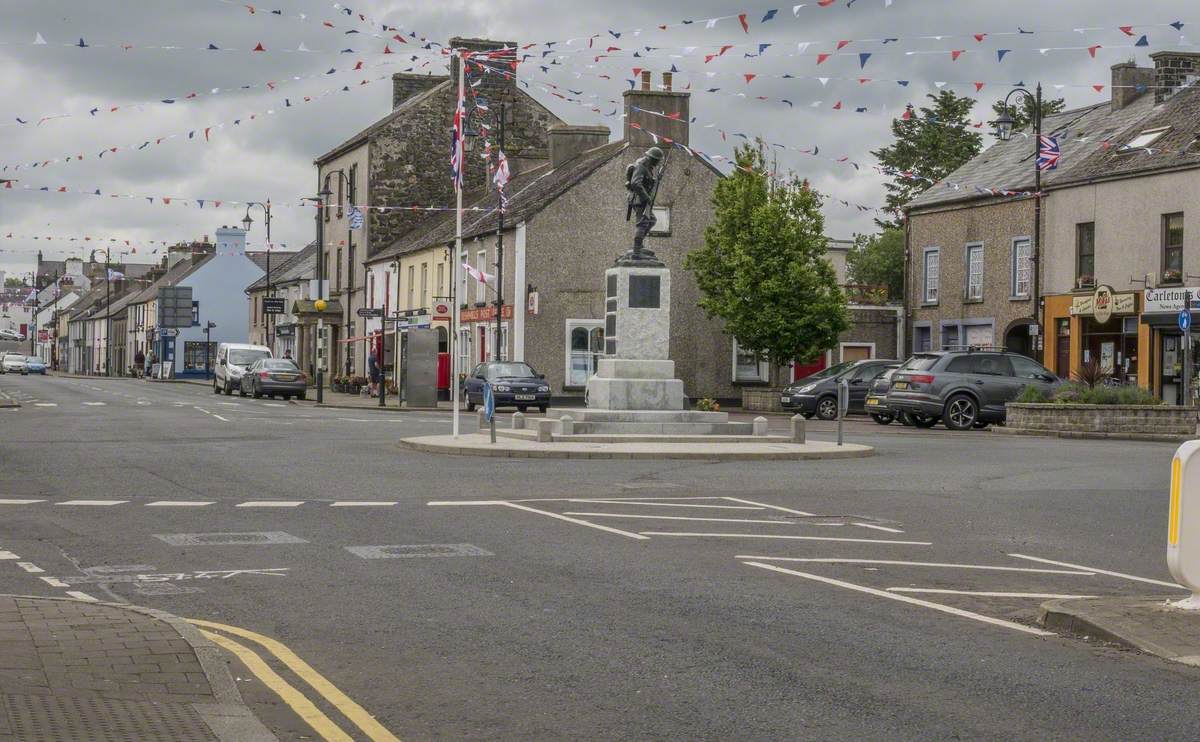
(313, 37, 564, 381)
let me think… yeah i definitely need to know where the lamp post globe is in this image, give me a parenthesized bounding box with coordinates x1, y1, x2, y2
(241, 213, 253, 231)
(994, 109, 1016, 142)
(314, 299, 327, 313)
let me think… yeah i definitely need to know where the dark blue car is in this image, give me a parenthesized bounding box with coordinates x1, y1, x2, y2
(464, 361, 551, 413)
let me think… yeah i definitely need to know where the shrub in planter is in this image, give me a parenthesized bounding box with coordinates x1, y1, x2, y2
(695, 398, 721, 412)
(1015, 384, 1049, 403)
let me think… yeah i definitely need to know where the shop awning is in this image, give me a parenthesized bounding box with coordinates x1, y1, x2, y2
(337, 333, 381, 344)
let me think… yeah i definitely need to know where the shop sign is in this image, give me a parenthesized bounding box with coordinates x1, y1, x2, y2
(1070, 285, 1135, 319)
(460, 305, 514, 323)
(1144, 286, 1200, 314)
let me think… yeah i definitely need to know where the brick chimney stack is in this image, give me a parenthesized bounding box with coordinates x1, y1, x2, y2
(1151, 51, 1200, 103)
(392, 72, 448, 109)
(623, 72, 690, 148)
(1111, 62, 1154, 110)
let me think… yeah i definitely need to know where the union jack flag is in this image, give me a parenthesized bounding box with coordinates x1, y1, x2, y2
(1037, 135, 1061, 171)
(450, 89, 465, 191)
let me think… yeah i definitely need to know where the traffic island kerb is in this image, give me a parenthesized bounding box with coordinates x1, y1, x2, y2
(399, 433, 873, 460)
(1039, 595, 1200, 667)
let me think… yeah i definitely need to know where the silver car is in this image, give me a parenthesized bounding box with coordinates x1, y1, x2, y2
(886, 350, 1059, 431)
(1, 352, 28, 375)
(239, 359, 308, 400)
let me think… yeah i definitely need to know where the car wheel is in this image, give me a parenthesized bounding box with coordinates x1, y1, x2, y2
(909, 413, 939, 429)
(816, 396, 839, 421)
(213, 380, 220, 394)
(943, 394, 979, 431)
(239, 386, 247, 397)
(871, 413, 894, 425)
(223, 381, 233, 396)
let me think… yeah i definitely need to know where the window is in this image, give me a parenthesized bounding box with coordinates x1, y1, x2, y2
(436, 263, 445, 298)
(965, 243, 983, 300)
(407, 265, 415, 309)
(650, 206, 671, 236)
(182, 341, 216, 371)
(1011, 238, 1032, 298)
(923, 248, 939, 304)
(1125, 126, 1170, 151)
(420, 263, 429, 308)
(1163, 212, 1184, 282)
(914, 326, 932, 352)
(946, 354, 1012, 376)
(732, 338, 769, 383)
(475, 250, 487, 303)
(336, 173, 344, 219)
(349, 163, 358, 205)
(941, 325, 959, 350)
(1011, 355, 1053, 380)
(566, 320, 604, 386)
(191, 301, 199, 326)
(1075, 223, 1095, 286)
(336, 248, 343, 291)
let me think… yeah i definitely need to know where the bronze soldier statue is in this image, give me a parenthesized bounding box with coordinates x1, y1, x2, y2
(622, 147, 667, 265)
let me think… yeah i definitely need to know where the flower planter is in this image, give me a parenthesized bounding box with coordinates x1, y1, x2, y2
(1003, 402, 1199, 441)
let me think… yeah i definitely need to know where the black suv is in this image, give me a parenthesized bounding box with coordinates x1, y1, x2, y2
(885, 349, 1059, 431)
(781, 359, 899, 420)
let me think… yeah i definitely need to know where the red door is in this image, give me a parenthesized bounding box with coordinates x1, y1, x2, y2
(792, 354, 827, 382)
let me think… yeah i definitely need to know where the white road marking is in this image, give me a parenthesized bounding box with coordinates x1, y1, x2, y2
(65, 591, 98, 602)
(212, 414, 231, 422)
(39, 576, 68, 588)
(331, 501, 398, 507)
(82, 402, 106, 406)
(438, 496, 727, 504)
(217, 402, 241, 406)
(887, 588, 1102, 599)
(263, 403, 286, 407)
(0, 551, 19, 560)
(146, 501, 215, 507)
(736, 557, 1094, 575)
(236, 501, 305, 508)
(498, 502, 649, 540)
(194, 406, 211, 414)
(567, 499, 763, 510)
(853, 523, 906, 534)
(34, 402, 57, 407)
(1007, 553, 1184, 589)
(721, 496, 815, 516)
(0, 499, 45, 505)
(57, 500, 128, 506)
(742, 561, 1055, 637)
(16, 562, 43, 573)
(644, 532, 931, 545)
(564, 512, 808, 525)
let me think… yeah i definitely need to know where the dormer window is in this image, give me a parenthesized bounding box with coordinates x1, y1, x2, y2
(1124, 126, 1170, 151)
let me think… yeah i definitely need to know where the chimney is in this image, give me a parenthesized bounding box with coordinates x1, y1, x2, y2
(64, 257, 84, 277)
(1111, 62, 1154, 110)
(448, 37, 517, 99)
(623, 72, 690, 148)
(1151, 51, 1200, 104)
(167, 244, 191, 269)
(548, 125, 611, 168)
(392, 72, 448, 109)
(214, 226, 246, 257)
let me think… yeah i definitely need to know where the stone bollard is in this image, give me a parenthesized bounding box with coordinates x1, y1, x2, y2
(559, 415, 574, 436)
(512, 411, 526, 430)
(753, 416, 769, 437)
(536, 418, 556, 442)
(790, 414, 806, 444)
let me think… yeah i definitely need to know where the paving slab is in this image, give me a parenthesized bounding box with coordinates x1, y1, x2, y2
(400, 432, 873, 460)
(0, 595, 275, 742)
(1040, 596, 1200, 666)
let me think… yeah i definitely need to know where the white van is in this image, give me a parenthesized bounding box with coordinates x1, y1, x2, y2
(213, 343, 272, 395)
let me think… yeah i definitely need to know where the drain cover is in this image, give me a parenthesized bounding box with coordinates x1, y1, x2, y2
(3, 693, 216, 741)
(153, 531, 307, 546)
(345, 544, 493, 559)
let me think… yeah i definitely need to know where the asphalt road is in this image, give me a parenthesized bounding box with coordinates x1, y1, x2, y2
(0, 372, 1195, 741)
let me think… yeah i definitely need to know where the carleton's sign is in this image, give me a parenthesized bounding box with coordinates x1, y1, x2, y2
(1070, 285, 1136, 322)
(1144, 286, 1200, 314)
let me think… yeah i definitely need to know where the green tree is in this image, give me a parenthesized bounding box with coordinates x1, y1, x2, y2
(872, 90, 983, 228)
(685, 142, 849, 385)
(990, 95, 1066, 134)
(846, 228, 905, 302)
(3, 277, 24, 287)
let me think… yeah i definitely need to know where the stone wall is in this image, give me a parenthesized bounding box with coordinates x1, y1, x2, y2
(1005, 402, 1199, 438)
(742, 387, 784, 413)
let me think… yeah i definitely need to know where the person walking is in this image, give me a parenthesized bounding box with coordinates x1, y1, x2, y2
(134, 349, 145, 378)
(368, 350, 381, 398)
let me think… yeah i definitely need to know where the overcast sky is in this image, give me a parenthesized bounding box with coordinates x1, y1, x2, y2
(0, 0, 1192, 278)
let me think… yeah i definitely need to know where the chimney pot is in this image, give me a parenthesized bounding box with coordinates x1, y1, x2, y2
(623, 71, 691, 148)
(663, 72, 673, 92)
(640, 70, 652, 91)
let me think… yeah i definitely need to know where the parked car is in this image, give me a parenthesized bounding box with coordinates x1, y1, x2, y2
(24, 356, 47, 375)
(213, 343, 272, 395)
(239, 359, 307, 400)
(781, 359, 899, 420)
(1, 353, 28, 375)
(886, 349, 1060, 431)
(0, 328, 23, 341)
(463, 361, 551, 413)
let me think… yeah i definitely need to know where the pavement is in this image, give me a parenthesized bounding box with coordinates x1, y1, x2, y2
(1040, 595, 1200, 666)
(0, 594, 274, 741)
(402, 431, 874, 459)
(5, 371, 1200, 740)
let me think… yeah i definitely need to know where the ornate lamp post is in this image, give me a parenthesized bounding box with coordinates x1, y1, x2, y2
(242, 201, 273, 350)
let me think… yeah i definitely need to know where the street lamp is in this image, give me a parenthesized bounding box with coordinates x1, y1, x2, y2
(242, 201, 273, 351)
(993, 83, 1044, 356)
(203, 321, 216, 380)
(303, 187, 333, 403)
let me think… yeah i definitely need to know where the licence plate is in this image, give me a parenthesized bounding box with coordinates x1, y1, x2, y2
(866, 398, 879, 406)
(893, 382, 908, 390)
(515, 394, 536, 401)
(274, 375, 297, 381)
(780, 396, 790, 403)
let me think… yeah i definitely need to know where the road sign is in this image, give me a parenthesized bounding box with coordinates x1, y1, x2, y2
(1169, 441, 1200, 609)
(393, 308, 428, 318)
(37, 330, 49, 342)
(263, 297, 286, 315)
(1181, 309, 1192, 332)
(157, 286, 193, 328)
(392, 314, 431, 329)
(356, 307, 385, 318)
(483, 382, 495, 422)
(433, 302, 451, 320)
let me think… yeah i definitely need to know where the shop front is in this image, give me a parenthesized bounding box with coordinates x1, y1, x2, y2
(1043, 286, 1146, 388)
(1141, 285, 1200, 405)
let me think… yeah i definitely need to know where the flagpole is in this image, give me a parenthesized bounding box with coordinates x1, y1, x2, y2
(452, 49, 465, 439)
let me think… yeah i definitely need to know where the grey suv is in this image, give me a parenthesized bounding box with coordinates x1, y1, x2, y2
(885, 350, 1059, 431)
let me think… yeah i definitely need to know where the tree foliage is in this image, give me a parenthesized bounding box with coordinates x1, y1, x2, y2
(990, 95, 1066, 133)
(685, 143, 849, 380)
(846, 229, 905, 302)
(872, 91, 983, 228)
(3, 277, 25, 287)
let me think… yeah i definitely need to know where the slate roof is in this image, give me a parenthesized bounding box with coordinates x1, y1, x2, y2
(246, 250, 297, 273)
(125, 255, 213, 307)
(906, 91, 1159, 210)
(246, 242, 318, 292)
(370, 140, 632, 262)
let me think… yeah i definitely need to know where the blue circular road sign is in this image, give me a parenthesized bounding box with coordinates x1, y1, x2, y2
(1181, 309, 1192, 332)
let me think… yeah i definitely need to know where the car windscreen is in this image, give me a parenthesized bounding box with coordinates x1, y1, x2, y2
(261, 360, 299, 371)
(899, 355, 940, 371)
(487, 363, 536, 379)
(802, 361, 855, 381)
(229, 350, 271, 367)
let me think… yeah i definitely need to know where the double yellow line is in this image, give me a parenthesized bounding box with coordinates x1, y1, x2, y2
(190, 618, 400, 742)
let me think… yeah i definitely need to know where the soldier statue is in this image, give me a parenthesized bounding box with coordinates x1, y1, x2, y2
(622, 146, 668, 265)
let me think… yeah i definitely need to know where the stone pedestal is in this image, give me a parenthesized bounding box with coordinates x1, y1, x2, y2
(587, 265, 685, 410)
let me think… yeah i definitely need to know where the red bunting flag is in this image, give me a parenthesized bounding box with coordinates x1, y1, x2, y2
(836, 40, 850, 50)
(974, 82, 985, 92)
(951, 50, 965, 61)
(816, 53, 831, 64)
(832, 101, 842, 109)
(383, 45, 393, 54)
(738, 14, 749, 33)
(1088, 44, 1102, 57)
(204, 127, 211, 141)
(719, 44, 733, 56)
(253, 42, 266, 52)
(743, 74, 756, 83)
(1119, 26, 1134, 36)
(901, 109, 912, 120)
(818, 0, 836, 5)
(974, 33, 987, 42)
(1093, 84, 1105, 92)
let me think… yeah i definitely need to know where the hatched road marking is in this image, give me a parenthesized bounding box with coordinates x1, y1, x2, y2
(1007, 553, 1185, 590)
(734, 557, 1093, 575)
(57, 499, 128, 506)
(887, 588, 1101, 599)
(644, 532, 931, 545)
(563, 511, 836, 526)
